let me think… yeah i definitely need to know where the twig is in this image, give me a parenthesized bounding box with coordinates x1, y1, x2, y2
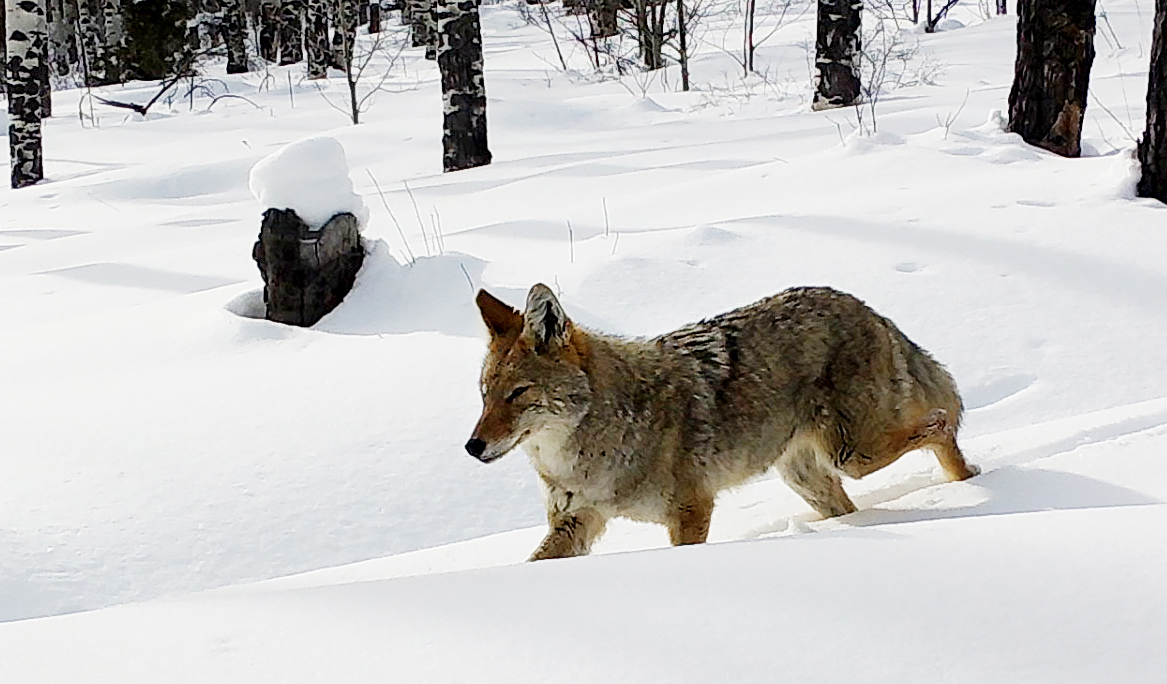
(366, 169, 415, 264)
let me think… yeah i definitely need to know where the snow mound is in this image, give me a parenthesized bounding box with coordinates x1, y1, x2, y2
(248, 136, 370, 229)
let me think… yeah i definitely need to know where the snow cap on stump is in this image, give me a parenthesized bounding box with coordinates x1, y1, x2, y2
(248, 137, 370, 229)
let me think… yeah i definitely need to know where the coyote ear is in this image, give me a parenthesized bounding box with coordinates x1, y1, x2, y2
(476, 289, 521, 338)
(522, 283, 570, 353)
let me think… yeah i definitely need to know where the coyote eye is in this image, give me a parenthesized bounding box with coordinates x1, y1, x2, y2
(506, 385, 531, 403)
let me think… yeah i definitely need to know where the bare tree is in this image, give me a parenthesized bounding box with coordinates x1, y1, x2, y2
(6, 0, 48, 188)
(813, 0, 861, 110)
(435, 0, 490, 171)
(1137, 0, 1167, 203)
(1006, 0, 1096, 157)
(226, 0, 250, 72)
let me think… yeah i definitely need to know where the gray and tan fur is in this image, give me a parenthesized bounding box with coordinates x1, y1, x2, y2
(466, 284, 978, 561)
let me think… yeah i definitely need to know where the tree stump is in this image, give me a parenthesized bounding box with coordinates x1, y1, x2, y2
(252, 209, 365, 327)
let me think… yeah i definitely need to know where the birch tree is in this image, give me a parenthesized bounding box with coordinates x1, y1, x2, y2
(1138, 0, 1167, 203)
(305, 0, 329, 77)
(1006, 0, 1095, 157)
(435, 0, 490, 171)
(226, 0, 248, 72)
(279, 0, 303, 64)
(6, 0, 48, 188)
(813, 0, 861, 110)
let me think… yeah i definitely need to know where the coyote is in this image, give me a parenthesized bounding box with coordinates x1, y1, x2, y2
(466, 284, 977, 561)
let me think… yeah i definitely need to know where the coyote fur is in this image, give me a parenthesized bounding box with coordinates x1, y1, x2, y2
(466, 284, 977, 561)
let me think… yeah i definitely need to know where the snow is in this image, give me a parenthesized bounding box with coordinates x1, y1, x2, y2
(248, 135, 370, 228)
(1, 1, 1166, 682)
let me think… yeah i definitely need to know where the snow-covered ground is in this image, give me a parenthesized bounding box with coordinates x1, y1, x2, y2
(1, 2, 1165, 681)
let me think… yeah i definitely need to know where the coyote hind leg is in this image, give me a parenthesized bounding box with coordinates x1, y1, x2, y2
(894, 409, 979, 482)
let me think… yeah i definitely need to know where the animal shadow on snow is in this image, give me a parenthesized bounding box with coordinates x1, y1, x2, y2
(845, 465, 1161, 529)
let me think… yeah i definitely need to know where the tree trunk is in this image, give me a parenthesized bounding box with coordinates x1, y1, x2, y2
(6, 0, 48, 189)
(278, 0, 303, 64)
(101, 0, 122, 80)
(1137, 0, 1167, 203)
(252, 209, 365, 327)
(331, 0, 356, 69)
(259, 0, 279, 60)
(0, 6, 5, 91)
(76, 0, 107, 85)
(47, 0, 72, 76)
(305, 0, 329, 77)
(226, 0, 249, 72)
(997, 0, 1006, 14)
(368, 0, 380, 32)
(409, 0, 435, 58)
(435, 0, 490, 172)
(591, 0, 617, 39)
(678, 0, 688, 91)
(1006, 0, 1095, 158)
(812, 0, 861, 110)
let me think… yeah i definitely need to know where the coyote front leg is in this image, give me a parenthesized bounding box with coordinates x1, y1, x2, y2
(529, 509, 608, 561)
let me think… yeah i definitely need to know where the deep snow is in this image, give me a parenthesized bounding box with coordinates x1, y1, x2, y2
(1, 1, 1165, 681)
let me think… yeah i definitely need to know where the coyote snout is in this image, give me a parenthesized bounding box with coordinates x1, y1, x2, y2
(469, 283, 978, 561)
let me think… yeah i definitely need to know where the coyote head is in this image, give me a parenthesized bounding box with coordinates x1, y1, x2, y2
(466, 284, 591, 463)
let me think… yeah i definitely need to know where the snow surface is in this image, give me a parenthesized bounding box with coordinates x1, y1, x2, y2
(248, 135, 370, 228)
(1, 1, 1166, 682)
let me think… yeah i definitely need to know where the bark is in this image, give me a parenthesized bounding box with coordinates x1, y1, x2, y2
(1137, 0, 1167, 203)
(997, 0, 1006, 14)
(101, 0, 122, 79)
(278, 0, 303, 64)
(331, 0, 356, 69)
(408, 0, 435, 56)
(7, 0, 48, 188)
(813, 0, 861, 110)
(252, 209, 365, 327)
(678, 0, 689, 91)
(259, 0, 279, 60)
(368, 0, 379, 32)
(1007, 0, 1095, 158)
(76, 0, 108, 85)
(435, 0, 490, 172)
(47, 0, 72, 76)
(305, 0, 329, 77)
(591, 0, 617, 39)
(226, 0, 249, 72)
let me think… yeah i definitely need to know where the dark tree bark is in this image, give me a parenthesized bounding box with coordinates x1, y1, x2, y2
(0, 7, 5, 93)
(226, 0, 249, 72)
(1137, 0, 1167, 203)
(678, 0, 689, 91)
(278, 0, 304, 64)
(7, 0, 48, 189)
(305, 0, 329, 77)
(259, 0, 279, 60)
(331, 0, 357, 69)
(368, 0, 380, 32)
(997, 0, 1006, 13)
(252, 209, 365, 327)
(1006, 0, 1096, 158)
(435, 0, 490, 172)
(409, 0, 436, 58)
(813, 0, 861, 110)
(590, 0, 617, 39)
